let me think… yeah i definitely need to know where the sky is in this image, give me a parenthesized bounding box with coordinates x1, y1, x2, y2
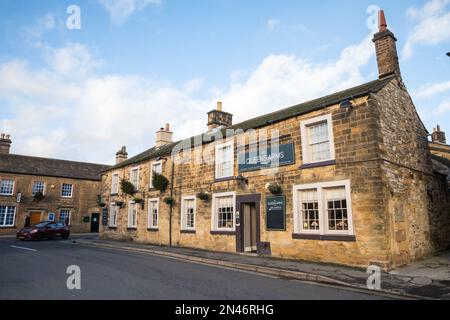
(0, 0, 449, 164)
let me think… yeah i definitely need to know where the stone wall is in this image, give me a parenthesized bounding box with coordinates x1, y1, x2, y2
(101, 93, 397, 269)
(374, 78, 450, 265)
(0, 172, 102, 235)
(100, 77, 450, 269)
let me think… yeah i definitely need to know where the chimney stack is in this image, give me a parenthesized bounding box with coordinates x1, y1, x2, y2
(432, 125, 447, 144)
(115, 146, 128, 164)
(207, 101, 233, 130)
(156, 123, 173, 147)
(372, 10, 401, 79)
(0, 133, 12, 154)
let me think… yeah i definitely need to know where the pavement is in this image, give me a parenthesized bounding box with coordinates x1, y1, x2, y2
(0, 236, 386, 300)
(72, 236, 450, 300)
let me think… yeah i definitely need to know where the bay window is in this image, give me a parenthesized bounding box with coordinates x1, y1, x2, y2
(293, 180, 353, 237)
(211, 192, 236, 232)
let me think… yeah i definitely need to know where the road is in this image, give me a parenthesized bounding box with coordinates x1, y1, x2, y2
(0, 236, 388, 300)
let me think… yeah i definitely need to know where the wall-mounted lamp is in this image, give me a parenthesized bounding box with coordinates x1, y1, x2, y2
(235, 175, 248, 186)
(340, 99, 353, 111)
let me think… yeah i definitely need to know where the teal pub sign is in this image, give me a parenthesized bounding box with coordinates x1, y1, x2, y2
(238, 142, 295, 172)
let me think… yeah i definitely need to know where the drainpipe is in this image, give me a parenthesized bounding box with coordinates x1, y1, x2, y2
(169, 155, 175, 247)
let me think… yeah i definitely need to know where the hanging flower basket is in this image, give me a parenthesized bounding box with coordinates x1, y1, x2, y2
(152, 172, 169, 193)
(163, 197, 175, 206)
(133, 197, 143, 204)
(120, 179, 136, 196)
(266, 183, 283, 195)
(115, 201, 124, 208)
(33, 191, 44, 203)
(197, 191, 210, 201)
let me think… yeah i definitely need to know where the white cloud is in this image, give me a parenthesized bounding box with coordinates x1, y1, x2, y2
(0, 33, 374, 164)
(44, 43, 101, 77)
(23, 13, 57, 47)
(267, 19, 280, 31)
(415, 80, 450, 97)
(434, 98, 450, 114)
(98, 0, 161, 24)
(402, 0, 450, 60)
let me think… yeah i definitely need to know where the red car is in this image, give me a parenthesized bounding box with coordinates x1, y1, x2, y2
(17, 221, 70, 241)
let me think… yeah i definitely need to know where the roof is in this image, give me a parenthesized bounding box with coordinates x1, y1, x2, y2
(432, 154, 450, 169)
(0, 154, 110, 181)
(109, 75, 395, 171)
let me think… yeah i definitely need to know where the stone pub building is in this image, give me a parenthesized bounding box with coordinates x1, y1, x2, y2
(100, 11, 450, 270)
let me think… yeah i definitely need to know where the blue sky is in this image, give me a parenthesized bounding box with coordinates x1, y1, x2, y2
(0, 0, 449, 164)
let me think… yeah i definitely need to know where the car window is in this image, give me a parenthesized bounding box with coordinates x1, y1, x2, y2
(35, 222, 51, 228)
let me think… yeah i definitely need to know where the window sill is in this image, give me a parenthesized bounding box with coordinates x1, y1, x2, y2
(292, 233, 356, 242)
(210, 230, 235, 235)
(108, 226, 117, 230)
(110, 193, 119, 196)
(0, 194, 14, 196)
(147, 228, 159, 232)
(127, 227, 137, 231)
(300, 160, 336, 169)
(180, 229, 196, 234)
(0, 226, 16, 229)
(214, 177, 235, 183)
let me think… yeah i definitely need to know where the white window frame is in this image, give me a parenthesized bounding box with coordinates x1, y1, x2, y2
(147, 198, 160, 229)
(215, 140, 234, 179)
(149, 161, 163, 189)
(32, 181, 46, 196)
(211, 191, 236, 232)
(293, 180, 354, 236)
(128, 201, 137, 228)
(109, 203, 118, 227)
(111, 172, 119, 195)
(59, 209, 71, 225)
(61, 183, 73, 198)
(300, 114, 335, 165)
(130, 166, 140, 191)
(0, 179, 15, 196)
(0, 206, 16, 227)
(181, 195, 196, 231)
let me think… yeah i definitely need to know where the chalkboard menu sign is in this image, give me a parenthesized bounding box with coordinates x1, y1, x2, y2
(266, 196, 286, 231)
(101, 208, 108, 226)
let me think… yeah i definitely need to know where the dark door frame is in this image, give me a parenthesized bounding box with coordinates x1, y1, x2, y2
(90, 213, 100, 233)
(236, 194, 261, 253)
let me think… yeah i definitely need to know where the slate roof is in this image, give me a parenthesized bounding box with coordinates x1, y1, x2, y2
(432, 154, 450, 169)
(108, 75, 395, 171)
(0, 153, 110, 181)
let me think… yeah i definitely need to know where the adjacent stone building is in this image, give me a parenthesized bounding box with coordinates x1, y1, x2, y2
(0, 134, 110, 235)
(99, 11, 450, 270)
(429, 126, 450, 187)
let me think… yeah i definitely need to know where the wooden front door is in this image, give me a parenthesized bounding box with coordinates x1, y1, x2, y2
(236, 194, 261, 253)
(242, 203, 257, 252)
(29, 212, 42, 226)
